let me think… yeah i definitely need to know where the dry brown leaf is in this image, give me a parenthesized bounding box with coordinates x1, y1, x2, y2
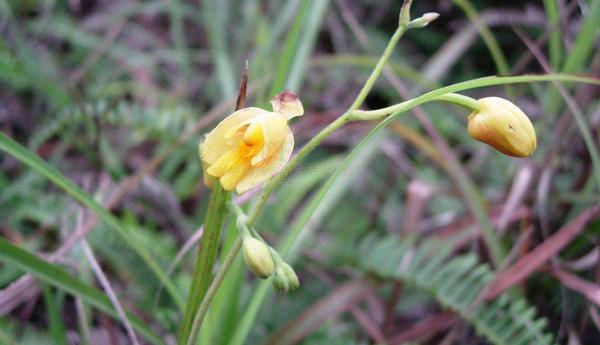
(484, 205, 600, 299)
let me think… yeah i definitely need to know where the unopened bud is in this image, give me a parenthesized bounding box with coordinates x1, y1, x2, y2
(408, 12, 440, 28)
(271, 263, 299, 293)
(468, 97, 537, 157)
(272, 266, 289, 293)
(281, 263, 299, 290)
(242, 237, 274, 279)
(398, 0, 413, 26)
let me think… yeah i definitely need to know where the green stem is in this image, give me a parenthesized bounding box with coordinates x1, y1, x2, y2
(186, 236, 243, 345)
(348, 101, 410, 121)
(348, 24, 407, 111)
(348, 92, 479, 121)
(231, 202, 270, 245)
(433, 93, 480, 111)
(178, 183, 230, 345)
(246, 115, 349, 225)
(247, 22, 408, 225)
(225, 74, 600, 344)
(542, 0, 561, 70)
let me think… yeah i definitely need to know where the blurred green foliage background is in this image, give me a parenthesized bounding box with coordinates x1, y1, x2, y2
(0, 0, 599, 344)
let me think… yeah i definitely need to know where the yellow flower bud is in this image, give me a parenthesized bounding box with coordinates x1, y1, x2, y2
(467, 97, 537, 157)
(199, 91, 303, 194)
(242, 237, 274, 279)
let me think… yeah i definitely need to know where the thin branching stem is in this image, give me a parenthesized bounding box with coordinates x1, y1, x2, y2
(186, 18, 412, 338)
(247, 21, 409, 226)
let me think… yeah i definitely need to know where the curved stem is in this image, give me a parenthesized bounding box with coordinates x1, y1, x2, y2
(348, 100, 410, 121)
(247, 22, 409, 226)
(433, 93, 480, 111)
(348, 24, 407, 111)
(349, 93, 479, 121)
(246, 115, 349, 225)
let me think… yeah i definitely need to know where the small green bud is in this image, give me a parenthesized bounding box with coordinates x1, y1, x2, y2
(271, 263, 299, 293)
(398, 0, 413, 27)
(272, 266, 289, 293)
(408, 12, 440, 28)
(242, 237, 274, 279)
(281, 263, 300, 290)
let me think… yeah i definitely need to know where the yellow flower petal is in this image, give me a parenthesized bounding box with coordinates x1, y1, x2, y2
(206, 148, 239, 177)
(235, 126, 294, 194)
(243, 122, 264, 146)
(200, 107, 266, 165)
(219, 160, 250, 191)
(249, 112, 288, 166)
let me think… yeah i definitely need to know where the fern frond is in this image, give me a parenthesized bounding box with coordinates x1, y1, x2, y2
(358, 235, 557, 345)
(30, 101, 196, 149)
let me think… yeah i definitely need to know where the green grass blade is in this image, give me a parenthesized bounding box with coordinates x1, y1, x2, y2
(0, 132, 184, 310)
(452, 0, 509, 75)
(268, 0, 309, 97)
(0, 237, 163, 345)
(285, 0, 331, 91)
(203, 0, 236, 97)
(554, 83, 600, 189)
(168, 0, 191, 76)
(251, 0, 301, 86)
(545, 0, 600, 113)
(561, 0, 600, 73)
(543, 0, 562, 69)
(42, 284, 68, 345)
(453, 0, 513, 98)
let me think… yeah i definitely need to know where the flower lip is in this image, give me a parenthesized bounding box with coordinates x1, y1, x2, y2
(200, 91, 303, 194)
(270, 89, 304, 119)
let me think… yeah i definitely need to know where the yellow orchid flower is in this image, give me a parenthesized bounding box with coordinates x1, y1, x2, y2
(200, 91, 303, 193)
(467, 97, 537, 157)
